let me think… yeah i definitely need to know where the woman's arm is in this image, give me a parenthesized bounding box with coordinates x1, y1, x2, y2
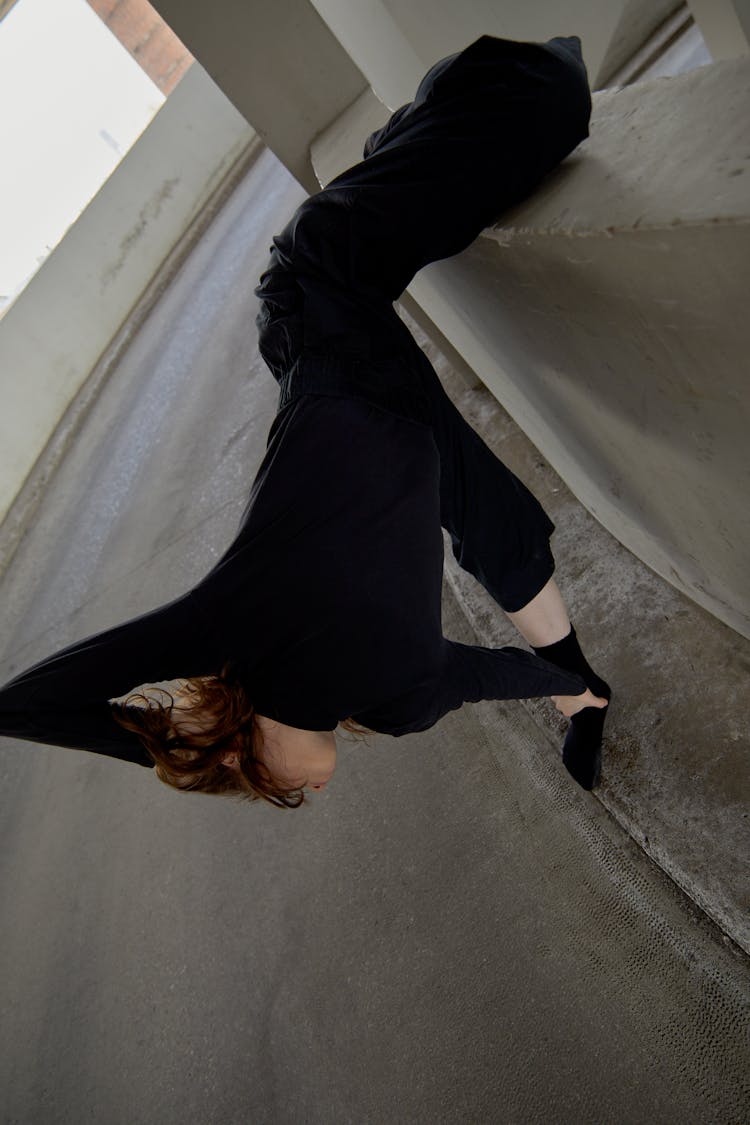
(444, 640, 588, 709)
(353, 640, 588, 737)
(0, 592, 221, 766)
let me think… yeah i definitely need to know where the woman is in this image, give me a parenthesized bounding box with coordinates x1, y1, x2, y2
(0, 33, 609, 807)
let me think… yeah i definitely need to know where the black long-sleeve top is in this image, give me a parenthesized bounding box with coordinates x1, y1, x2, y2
(0, 34, 590, 767)
(0, 390, 585, 767)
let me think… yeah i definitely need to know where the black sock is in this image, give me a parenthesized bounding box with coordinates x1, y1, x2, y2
(532, 625, 611, 791)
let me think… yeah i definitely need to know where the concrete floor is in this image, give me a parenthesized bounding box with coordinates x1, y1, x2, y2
(1, 147, 749, 1124)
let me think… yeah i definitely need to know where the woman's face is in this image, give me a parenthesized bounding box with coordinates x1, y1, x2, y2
(170, 687, 336, 792)
(252, 715, 337, 791)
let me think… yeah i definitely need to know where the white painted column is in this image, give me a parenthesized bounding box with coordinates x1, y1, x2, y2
(149, 0, 369, 191)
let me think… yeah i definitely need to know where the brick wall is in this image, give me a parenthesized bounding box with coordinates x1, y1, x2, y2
(0, 0, 21, 22)
(86, 0, 193, 95)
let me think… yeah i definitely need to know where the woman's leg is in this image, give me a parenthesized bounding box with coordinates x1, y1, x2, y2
(505, 575, 570, 647)
(415, 348, 611, 790)
(508, 577, 611, 790)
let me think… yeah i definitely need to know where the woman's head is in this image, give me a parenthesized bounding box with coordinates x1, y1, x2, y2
(251, 713, 337, 794)
(113, 671, 288, 804)
(112, 668, 369, 807)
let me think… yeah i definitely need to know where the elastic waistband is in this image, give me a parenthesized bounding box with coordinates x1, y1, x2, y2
(277, 351, 433, 428)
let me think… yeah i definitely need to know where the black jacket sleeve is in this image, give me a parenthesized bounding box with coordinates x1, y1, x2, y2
(357, 641, 587, 737)
(0, 592, 221, 767)
(442, 641, 586, 709)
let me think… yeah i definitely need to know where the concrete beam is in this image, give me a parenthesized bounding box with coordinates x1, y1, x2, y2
(687, 0, 750, 59)
(309, 0, 681, 98)
(148, 0, 369, 192)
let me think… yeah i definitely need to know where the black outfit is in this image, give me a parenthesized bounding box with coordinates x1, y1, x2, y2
(0, 34, 592, 769)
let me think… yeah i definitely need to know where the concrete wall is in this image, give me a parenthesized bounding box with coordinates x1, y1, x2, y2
(0, 61, 256, 528)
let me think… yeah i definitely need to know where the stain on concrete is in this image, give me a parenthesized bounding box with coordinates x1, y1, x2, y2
(101, 177, 181, 291)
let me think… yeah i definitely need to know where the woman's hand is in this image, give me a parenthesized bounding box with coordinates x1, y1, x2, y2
(550, 688, 608, 718)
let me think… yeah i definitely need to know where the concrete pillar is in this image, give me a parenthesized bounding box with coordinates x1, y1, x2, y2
(148, 0, 368, 192)
(687, 0, 750, 59)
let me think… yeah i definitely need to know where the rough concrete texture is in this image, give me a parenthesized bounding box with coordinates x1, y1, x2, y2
(415, 55, 750, 638)
(1, 147, 749, 1123)
(398, 307, 750, 957)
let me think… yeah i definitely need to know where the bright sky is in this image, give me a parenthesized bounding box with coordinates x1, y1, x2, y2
(0, 0, 165, 310)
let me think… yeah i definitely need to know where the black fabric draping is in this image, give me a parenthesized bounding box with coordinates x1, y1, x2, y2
(0, 34, 591, 765)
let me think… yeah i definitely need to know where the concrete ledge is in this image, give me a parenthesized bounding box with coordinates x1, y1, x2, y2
(400, 304, 750, 958)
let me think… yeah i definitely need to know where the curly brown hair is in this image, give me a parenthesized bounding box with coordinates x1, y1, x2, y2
(112, 666, 371, 808)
